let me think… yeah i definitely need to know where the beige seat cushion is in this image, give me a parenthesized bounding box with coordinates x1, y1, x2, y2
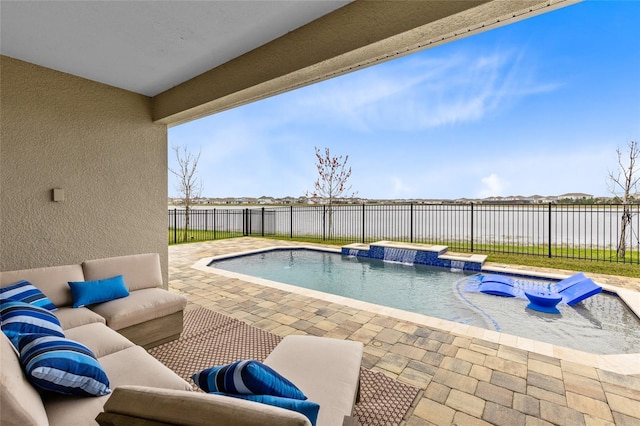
(54, 306, 105, 330)
(64, 323, 134, 358)
(0, 333, 49, 426)
(264, 335, 363, 426)
(0, 264, 84, 308)
(82, 253, 162, 291)
(100, 385, 311, 426)
(44, 346, 191, 426)
(88, 288, 187, 330)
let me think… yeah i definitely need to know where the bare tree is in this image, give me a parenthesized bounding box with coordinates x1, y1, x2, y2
(169, 145, 203, 242)
(607, 140, 639, 258)
(307, 147, 357, 238)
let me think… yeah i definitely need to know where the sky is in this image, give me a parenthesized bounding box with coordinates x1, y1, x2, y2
(168, 0, 640, 200)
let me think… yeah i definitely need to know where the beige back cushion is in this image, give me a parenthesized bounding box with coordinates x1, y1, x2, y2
(0, 264, 84, 308)
(82, 253, 162, 291)
(0, 333, 50, 426)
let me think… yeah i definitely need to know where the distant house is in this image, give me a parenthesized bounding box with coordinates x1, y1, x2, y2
(258, 196, 275, 204)
(484, 196, 530, 204)
(454, 198, 473, 204)
(528, 195, 546, 203)
(235, 197, 255, 204)
(558, 193, 593, 201)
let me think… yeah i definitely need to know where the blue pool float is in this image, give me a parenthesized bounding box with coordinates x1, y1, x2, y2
(553, 273, 602, 305)
(470, 272, 601, 311)
(524, 273, 602, 313)
(477, 274, 516, 297)
(525, 290, 563, 314)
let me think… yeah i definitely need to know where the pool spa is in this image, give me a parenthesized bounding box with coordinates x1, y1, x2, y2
(206, 247, 640, 356)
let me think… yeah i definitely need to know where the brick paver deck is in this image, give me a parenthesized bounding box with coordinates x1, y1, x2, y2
(168, 238, 640, 425)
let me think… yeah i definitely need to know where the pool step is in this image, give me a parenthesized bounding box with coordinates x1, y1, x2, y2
(342, 241, 486, 271)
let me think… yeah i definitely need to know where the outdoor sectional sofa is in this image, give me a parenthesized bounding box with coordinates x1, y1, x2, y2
(0, 253, 364, 426)
(1, 253, 188, 349)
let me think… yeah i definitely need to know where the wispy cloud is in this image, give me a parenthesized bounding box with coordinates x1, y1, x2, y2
(477, 173, 508, 198)
(286, 47, 560, 132)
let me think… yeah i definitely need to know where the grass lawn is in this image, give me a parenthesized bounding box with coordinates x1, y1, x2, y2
(479, 252, 640, 278)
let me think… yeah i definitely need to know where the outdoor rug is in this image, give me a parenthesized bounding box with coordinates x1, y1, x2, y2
(148, 308, 420, 426)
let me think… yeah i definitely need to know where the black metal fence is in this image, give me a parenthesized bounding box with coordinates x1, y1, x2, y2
(168, 203, 640, 263)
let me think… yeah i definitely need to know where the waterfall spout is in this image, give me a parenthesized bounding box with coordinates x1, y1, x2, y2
(383, 248, 417, 265)
(451, 260, 465, 272)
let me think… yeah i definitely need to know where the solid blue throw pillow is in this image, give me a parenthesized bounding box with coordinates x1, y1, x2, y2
(0, 300, 64, 349)
(0, 280, 57, 311)
(68, 275, 129, 308)
(215, 393, 320, 425)
(192, 359, 307, 400)
(18, 333, 111, 397)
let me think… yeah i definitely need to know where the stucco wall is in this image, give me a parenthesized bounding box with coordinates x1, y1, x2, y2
(0, 56, 169, 285)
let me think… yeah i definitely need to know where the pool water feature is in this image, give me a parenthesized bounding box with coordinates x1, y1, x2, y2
(342, 241, 487, 271)
(383, 248, 417, 264)
(209, 249, 640, 355)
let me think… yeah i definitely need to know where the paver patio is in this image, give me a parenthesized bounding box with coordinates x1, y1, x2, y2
(168, 238, 640, 425)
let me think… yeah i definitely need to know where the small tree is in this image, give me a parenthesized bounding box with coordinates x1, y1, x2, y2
(607, 140, 639, 258)
(307, 147, 357, 238)
(169, 145, 203, 242)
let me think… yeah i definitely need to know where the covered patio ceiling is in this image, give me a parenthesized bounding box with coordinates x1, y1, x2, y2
(1, 0, 579, 126)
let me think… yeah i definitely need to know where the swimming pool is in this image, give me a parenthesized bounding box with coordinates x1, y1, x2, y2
(209, 248, 640, 355)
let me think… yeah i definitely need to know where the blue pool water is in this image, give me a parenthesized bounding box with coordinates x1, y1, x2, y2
(209, 249, 640, 355)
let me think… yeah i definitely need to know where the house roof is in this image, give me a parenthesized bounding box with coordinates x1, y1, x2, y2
(1, 0, 579, 125)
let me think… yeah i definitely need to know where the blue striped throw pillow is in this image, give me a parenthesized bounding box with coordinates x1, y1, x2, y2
(192, 359, 306, 400)
(0, 301, 64, 349)
(18, 333, 111, 396)
(0, 280, 57, 311)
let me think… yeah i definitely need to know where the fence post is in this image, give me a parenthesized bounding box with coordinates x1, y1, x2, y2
(322, 205, 326, 241)
(470, 202, 474, 252)
(173, 209, 177, 244)
(261, 207, 265, 237)
(243, 209, 247, 236)
(410, 203, 414, 243)
(548, 202, 552, 258)
(213, 209, 217, 240)
(290, 205, 293, 239)
(362, 204, 366, 243)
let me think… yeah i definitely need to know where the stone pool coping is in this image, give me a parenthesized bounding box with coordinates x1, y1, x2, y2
(192, 245, 640, 376)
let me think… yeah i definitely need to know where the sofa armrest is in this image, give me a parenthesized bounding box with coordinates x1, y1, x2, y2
(96, 412, 171, 426)
(343, 416, 360, 426)
(97, 385, 311, 426)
